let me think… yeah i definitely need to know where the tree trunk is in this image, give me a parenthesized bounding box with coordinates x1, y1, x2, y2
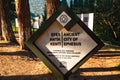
(46, 0, 60, 19)
(0, 0, 18, 43)
(15, 0, 32, 50)
(0, 12, 2, 40)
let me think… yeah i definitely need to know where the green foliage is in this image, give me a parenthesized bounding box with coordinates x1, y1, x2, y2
(94, 0, 120, 45)
(9, 0, 16, 21)
(12, 25, 18, 33)
(10, 0, 120, 46)
(70, 0, 120, 46)
(115, 64, 120, 68)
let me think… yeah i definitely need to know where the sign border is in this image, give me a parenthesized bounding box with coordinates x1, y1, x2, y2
(25, 5, 104, 80)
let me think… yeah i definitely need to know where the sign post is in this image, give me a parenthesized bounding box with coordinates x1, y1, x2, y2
(25, 5, 104, 80)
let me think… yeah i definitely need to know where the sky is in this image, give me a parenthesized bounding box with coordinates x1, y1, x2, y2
(66, 0, 71, 6)
(29, 0, 45, 16)
(29, 0, 71, 16)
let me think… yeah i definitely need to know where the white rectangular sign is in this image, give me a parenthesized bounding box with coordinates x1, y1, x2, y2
(77, 13, 94, 31)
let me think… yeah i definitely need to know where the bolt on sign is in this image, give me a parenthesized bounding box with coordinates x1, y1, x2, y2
(25, 5, 104, 80)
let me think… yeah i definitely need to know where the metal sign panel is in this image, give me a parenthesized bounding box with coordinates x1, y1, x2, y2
(25, 5, 104, 80)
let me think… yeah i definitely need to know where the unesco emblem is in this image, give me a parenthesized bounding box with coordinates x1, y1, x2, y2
(57, 11, 71, 27)
(59, 14, 68, 24)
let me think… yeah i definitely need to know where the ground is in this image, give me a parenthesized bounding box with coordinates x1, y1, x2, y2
(0, 41, 120, 80)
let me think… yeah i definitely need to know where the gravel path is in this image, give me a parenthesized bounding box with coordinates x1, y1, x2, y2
(0, 41, 120, 80)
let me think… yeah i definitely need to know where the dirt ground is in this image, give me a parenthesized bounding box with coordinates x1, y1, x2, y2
(0, 41, 120, 80)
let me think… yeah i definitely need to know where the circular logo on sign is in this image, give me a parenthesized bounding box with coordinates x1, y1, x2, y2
(59, 14, 68, 24)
